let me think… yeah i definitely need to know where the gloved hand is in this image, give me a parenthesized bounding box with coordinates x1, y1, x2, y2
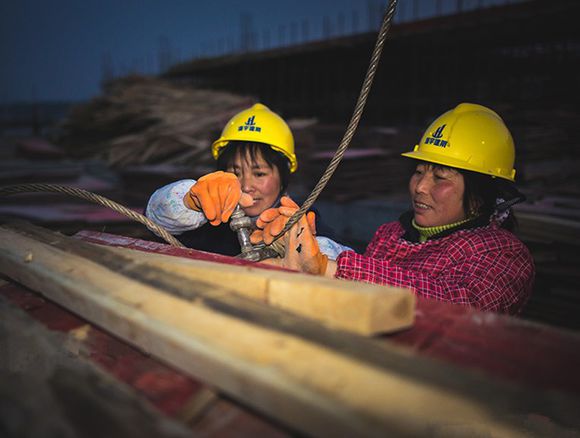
(251, 196, 328, 275)
(184, 171, 253, 226)
(251, 196, 316, 245)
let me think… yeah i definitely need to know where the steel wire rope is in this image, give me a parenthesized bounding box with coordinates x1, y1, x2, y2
(0, 183, 185, 248)
(270, 0, 398, 245)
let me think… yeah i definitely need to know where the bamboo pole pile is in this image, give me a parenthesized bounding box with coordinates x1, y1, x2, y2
(57, 75, 255, 168)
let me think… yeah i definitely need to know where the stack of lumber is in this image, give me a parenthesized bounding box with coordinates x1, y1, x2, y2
(493, 106, 580, 329)
(298, 124, 418, 201)
(1, 223, 415, 337)
(502, 106, 580, 198)
(1, 222, 579, 436)
(57, 75, 255, 168)
(515, 209, 580, 330)
(305, 148, 409, 201)
(0, 137, 157, 241)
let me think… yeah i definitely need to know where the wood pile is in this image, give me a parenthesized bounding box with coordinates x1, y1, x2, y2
(299, 105, 580, 203)
(51, 76, 580, 201)
(486, 107, 580, 330)
(515, 210, 580, 330)
(298, 124, 418, 201)
(503, 107, 580, 199)
(2, 222, 580, 437)
(0, 136, 155, 241)
(56, 75, 255, 168)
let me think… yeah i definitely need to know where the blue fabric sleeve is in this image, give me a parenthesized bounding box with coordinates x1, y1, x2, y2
(316, 236, 352, 261)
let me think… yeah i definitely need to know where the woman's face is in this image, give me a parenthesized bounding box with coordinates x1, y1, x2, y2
(409, 163, 466, 227)
(227, 149, 282, 217)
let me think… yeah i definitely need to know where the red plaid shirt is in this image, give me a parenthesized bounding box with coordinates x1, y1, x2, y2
(335, 220, 535, 314)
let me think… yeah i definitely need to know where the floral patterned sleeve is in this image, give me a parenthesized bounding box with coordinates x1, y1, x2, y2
(316, 236, 352, 261)
(145, 180, 207, 235)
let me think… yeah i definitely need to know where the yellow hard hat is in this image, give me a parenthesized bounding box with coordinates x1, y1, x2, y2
(211, 103, 297, 173)
(402, 103, 516, 181)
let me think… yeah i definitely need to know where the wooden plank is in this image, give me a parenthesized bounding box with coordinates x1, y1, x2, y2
(516, 212, 580, 245)
(1, 224, 580, 437)
(11, 222, 415, 336)
(74, 231, 580, 394)
(0, 282, 286, 436)
(104, 245, 415, 335)
(74, 229, 277, 268)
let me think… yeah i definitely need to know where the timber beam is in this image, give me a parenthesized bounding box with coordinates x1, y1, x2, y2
(0, 223, 579, 437)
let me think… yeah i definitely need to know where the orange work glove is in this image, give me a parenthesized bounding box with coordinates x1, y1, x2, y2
(184, 171, 253, 226)
(251, 196, 316, 245)
(251, 196, 327, 275)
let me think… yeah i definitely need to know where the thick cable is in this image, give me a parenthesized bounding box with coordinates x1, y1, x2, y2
(0, 183, 185, 248)
(272, 0, 398, 242)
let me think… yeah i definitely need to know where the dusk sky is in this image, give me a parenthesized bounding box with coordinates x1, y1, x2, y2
(0, 0, 512, 104)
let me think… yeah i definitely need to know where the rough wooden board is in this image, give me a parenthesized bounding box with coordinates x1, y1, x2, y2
(0, 282, 292, 437)
(104, 245, 415, 335)
(2, 222, 413, 336)
(107, 246, 272, 301)
(0, 223, 418, 366)
(1, 224, 580, 437)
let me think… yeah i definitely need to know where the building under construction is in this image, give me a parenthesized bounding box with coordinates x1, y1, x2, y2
(165, 0, 580, 123)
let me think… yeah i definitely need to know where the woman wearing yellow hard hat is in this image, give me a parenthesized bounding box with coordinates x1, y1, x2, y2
(254, 103, 535, 314)
(146, 103, 348, 258)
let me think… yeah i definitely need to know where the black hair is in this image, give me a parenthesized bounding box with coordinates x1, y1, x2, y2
(460, 169, 523, 231)
(216, 141, 291, 194)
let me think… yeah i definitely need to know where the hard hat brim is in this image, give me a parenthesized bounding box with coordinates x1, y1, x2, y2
(401, 149, 515, 182)
(212, 138, 298, 173)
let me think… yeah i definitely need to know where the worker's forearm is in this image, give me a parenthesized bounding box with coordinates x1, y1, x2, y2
(324, 260, 337, 278)
(146, 179, 207, 233)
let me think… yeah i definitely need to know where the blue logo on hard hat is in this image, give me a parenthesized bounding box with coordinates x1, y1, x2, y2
(425, 124, 448, 147)
(238, 115, 262, 132)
